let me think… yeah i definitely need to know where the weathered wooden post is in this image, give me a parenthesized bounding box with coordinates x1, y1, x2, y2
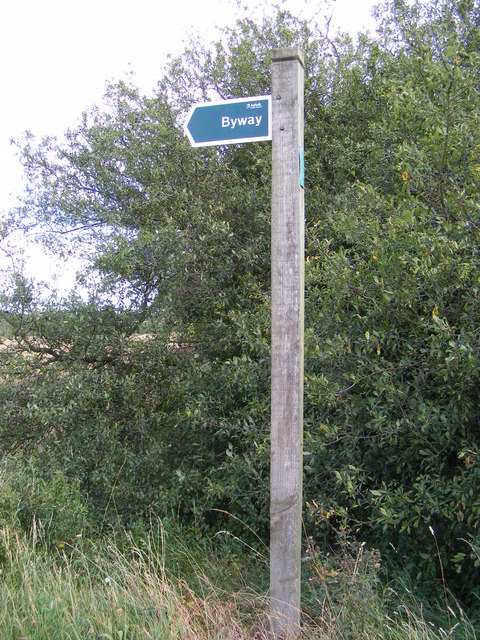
(270, 46, 305, 636)
(183, 50, 304, 635)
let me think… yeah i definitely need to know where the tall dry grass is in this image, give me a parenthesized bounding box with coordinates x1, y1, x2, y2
(0, 522, 477, 639)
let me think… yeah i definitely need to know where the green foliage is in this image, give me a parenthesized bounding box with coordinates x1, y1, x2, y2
(0, 455, 91, 549)
(0, 315, 13, 336)
(0, 293, 271, 537)
(1, 0, 480, 614)
(301, 0, 480, 606)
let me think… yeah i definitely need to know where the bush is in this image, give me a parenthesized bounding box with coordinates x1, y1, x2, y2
(0, 455, 92, 548)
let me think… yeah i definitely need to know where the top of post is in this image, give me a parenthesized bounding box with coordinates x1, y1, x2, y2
(271, 46, 304, 67)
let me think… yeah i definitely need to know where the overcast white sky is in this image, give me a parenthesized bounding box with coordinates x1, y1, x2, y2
(0, 0, 379, 289)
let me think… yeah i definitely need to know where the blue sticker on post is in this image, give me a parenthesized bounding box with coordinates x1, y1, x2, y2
(299, 147, 305, 189)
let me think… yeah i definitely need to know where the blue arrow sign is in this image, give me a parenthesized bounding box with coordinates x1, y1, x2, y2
(184, 96, 272, 147)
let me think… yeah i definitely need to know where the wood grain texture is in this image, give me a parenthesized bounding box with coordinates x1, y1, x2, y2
(270, 46, 305, 637)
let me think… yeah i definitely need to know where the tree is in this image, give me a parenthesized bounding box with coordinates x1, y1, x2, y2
(303, 0, 480, 605)
(1, 0, 479, 609)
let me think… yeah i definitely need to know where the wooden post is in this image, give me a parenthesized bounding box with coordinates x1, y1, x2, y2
(270, 46, 305, 636)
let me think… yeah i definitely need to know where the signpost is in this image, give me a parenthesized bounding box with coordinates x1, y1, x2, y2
(184, 95, 272, 147)
(184, 48, 304, 637)
(269, 47, 304, 637)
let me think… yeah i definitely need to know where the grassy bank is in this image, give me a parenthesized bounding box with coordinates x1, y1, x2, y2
(0, 522, 477, 640)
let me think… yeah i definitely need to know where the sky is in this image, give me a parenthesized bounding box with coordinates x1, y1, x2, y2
(0, 0, 379, 291)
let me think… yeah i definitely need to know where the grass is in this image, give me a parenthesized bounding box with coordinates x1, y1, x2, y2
(0, 524, 262, 639)
(0, 521, 478, 640)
